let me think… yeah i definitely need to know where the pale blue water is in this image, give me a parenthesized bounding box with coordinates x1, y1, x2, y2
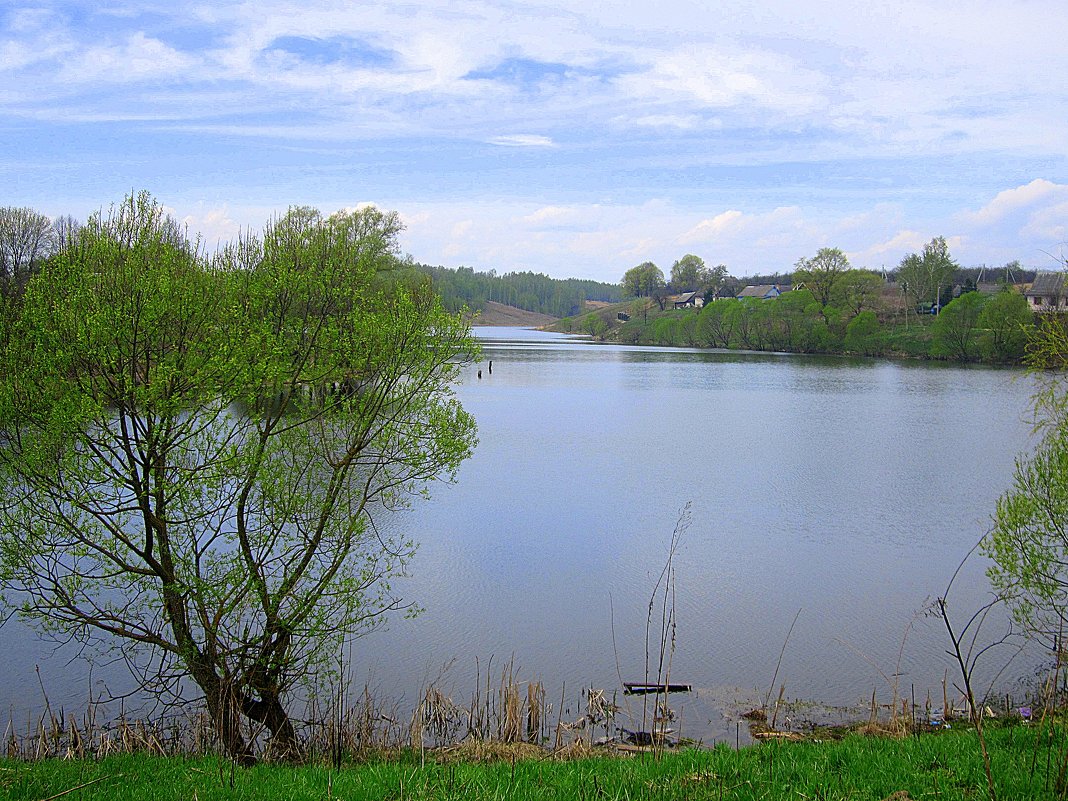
(1, 326, 1042, 742)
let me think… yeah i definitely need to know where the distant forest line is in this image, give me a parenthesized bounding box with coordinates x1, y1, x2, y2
(413, 256, 1039, 323)
(413, 263, 622, 318)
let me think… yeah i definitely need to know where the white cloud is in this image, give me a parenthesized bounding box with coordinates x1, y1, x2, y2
(6, 0, 1068, 281)
(1022, 202, 1068, 244)
(621, 45, 828, 117)
(953, 181, 1068, 264)
(522, 206, 573, 224)
(963, 180, 1067, 227)
(155, 183, 1063, 288)
(487, 134, 555, 147)
(58, 32, 197, 84)
(631, 114, 703, 130)
(681, 210, 745, 241)
(848, 231, 926, 268)
(177, 205, 242, 247)
(338, 202, 378, 213)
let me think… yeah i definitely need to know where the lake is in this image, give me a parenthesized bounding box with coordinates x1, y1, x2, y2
(0, 326, 1044, 743)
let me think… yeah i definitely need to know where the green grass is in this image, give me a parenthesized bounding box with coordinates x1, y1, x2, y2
(4, 724, 1068, 800)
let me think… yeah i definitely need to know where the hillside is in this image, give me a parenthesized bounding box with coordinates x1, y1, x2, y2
(470, 300, 559, 327)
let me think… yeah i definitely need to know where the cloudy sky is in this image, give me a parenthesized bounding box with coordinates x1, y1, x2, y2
(3, 1, 1067, 283)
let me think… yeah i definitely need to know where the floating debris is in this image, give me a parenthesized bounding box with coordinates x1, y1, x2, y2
(623, 683, 692, 695)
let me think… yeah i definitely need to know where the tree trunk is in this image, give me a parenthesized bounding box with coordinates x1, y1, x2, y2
(192, 665, 257, 765)
(243, 690, 303, 761)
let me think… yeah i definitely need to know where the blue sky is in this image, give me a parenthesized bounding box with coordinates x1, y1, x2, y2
(2, 0, 1067, 283)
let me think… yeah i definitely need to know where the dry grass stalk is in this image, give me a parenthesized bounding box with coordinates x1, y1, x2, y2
(501, 681, 522, 743)
(526, 682, 543, 743)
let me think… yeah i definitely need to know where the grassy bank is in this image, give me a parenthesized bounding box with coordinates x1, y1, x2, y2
(4, 724, 1066, 800)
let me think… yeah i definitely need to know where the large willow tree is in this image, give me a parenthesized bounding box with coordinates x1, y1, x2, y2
(0, 193, 478, 762)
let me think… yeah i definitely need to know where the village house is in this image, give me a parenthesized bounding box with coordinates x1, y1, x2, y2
(1025, 272, 1068, 312)
(736, 284, 787, 300)
(671, 291, 703, 309)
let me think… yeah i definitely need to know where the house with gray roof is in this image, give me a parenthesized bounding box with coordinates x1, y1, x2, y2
(736, 284, 785, 300)
(1025, 272, 1068, 312)
(671, 291, 703, 309)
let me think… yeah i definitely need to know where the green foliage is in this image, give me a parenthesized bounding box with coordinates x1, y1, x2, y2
(621, 261, 665, 298)
(696, 300, 733, 348)
(985, 423, 1068, 637)
(881, 323, 935, 358)
(581, 312, 608, 339)
(986, 273, 1068, 639)
(793, 247, 849, 308)
(831, 269, 885, 317)
(898, 236, 958, 310)
(0, 192, 478, 761)
(931, 291, 987, 361)
(843, 310, 883, 355)
(588, 284, 1029, 365)
(650, 314, 681, 345)
(978, 290, 1031, 363)
(668, 254, 726, 294)
(669, 253, 705, 290)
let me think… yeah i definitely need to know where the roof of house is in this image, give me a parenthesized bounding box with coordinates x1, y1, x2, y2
(1027, 272, 1068, 296)
(672, 291, 699, 303)
(737, 284, 781, 298)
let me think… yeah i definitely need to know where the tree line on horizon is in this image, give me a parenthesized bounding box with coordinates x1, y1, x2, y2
(587, 240, 1044, 364)
(413, 263, 622, 318)
(3, 204, 1042, 321)
(620, 246, 1037, 308)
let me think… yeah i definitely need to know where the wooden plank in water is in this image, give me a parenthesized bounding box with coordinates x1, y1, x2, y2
(622, 682, 692, 695)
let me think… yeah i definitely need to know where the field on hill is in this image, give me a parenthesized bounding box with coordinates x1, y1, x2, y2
(470, 301, 558, 327)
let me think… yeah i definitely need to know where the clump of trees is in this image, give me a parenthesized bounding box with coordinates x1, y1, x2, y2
(793, 247, 850, 309)
(0, 192, 478, 762)
(622, 261, 666, 298)
(622, 255, 731, 303)
(898, 236, 958, 313)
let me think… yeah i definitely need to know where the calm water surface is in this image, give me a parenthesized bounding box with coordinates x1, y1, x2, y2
(1, 326, 1042, 741)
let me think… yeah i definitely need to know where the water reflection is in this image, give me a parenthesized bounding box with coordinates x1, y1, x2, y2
(371, 327, 1041, 740)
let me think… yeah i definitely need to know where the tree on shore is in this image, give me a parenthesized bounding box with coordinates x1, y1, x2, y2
(843, 310, 883, 355)
(978, 290, 1031, 362)
(931, 290, 987, 361)
(622, 261, 665, 298)
(0, 192, 478, 763)
(669, 254, 705, 291)
(793, 247, 849, 309)
(832, 269, 885, 317)
(898, 236, 958, 313)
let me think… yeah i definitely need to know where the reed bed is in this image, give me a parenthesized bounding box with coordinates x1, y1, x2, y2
(1, 663, 636, 765)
